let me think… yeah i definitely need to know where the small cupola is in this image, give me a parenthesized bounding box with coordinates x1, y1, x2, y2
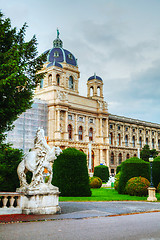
(87, 73, 104, 100)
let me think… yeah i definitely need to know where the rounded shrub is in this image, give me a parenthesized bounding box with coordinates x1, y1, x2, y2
(157, 182, 160, 193)
(114, 172, 121, 191)
(89, 177, 102, 188)
(118, 157, 150, 194)
(125, 177, 150, 196)
(52, 148, 91, 197)
(93, 165, 109, 182)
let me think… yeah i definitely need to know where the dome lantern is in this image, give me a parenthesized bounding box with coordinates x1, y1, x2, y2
(53, 28, 63, 48)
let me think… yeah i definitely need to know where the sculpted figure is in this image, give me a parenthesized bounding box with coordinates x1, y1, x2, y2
(17, 128, 62, 192)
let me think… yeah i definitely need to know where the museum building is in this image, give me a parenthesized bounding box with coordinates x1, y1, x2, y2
(34, 31, 160, 174)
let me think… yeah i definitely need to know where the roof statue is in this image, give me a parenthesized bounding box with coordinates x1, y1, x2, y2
(57, 28, 60, 38)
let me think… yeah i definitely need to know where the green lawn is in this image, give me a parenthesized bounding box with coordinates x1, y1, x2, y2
(59, 188, 160, 202)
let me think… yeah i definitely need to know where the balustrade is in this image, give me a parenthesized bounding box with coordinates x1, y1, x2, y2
(0, 192, 23, 215)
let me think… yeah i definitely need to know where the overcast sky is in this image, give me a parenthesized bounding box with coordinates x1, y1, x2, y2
(1, 0, 160, 124)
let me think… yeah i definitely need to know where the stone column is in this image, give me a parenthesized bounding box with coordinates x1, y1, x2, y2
(85, 116, 89, 142)
(122, 125, 125, 147)
(64, 111, 69, 140)
(55, 109, 61, 139)
(99, 117, 103, 143)
(100, 149, 103, 164)
(95, 118, 99, 142)
(104, 118, 108, 144)
(74, 114, 78, 141)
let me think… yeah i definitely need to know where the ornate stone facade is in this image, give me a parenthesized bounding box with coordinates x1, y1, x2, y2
(109, 115, 160, 174)
(35, 31, 160, 174)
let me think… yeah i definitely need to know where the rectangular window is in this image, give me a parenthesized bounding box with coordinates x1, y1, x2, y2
(79, 117, 83, 122)
(68, 115, 72, 120)
(89, 118, 94, 123)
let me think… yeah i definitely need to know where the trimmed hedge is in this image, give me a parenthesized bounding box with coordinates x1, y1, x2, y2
(152, 156, 160, 188)
(89, 177, 102, 188)
(93, 165, 109, 182)
(116, 164, 122, 174)
(114, 172, 121, 191)
(157, 182, 160, 193)
(125, 177, 150, 196)
(52, 148, 91, 197)
(118, 157, 150, 194)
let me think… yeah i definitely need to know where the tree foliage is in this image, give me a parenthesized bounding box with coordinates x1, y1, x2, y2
(0, 144, 23, 191)
(0, 11, 47, 142)
(140, 145, 158, 162)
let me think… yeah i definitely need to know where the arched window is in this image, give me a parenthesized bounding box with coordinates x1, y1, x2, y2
(90, 87, 93, 96)
(158, 139, 160, 150)
(118, 153, 122, 165)
(117, 134, 121, 146)
(126, 153, 130, 159)
(111, 152, 114, 165)
(146, 137, 148, 145)
(78, 126, 83, 140)
(125, 135, 128, 147)
(109, 133, 113, 145)
(134, 154, 137, 157)
(69, 76, 74, 89)
(48, 74, 52, 86)
(68, 124, 72, 140)
(97, 86, 100, 96)
(152, 139, 155, 149)
(139, 137, 142, 148)
(56, 74, 60, 86)
(132, 136, 135, 147)
(89, 127, 93, 142)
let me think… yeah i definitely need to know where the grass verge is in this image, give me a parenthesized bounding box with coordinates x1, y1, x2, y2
(59, 188, 160, 202)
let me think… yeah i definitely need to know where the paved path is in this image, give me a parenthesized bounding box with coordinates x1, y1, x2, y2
(1, 212, 160, 240)
(1, 201, 160, 223)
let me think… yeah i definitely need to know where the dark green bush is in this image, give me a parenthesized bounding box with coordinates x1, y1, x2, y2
(116, 164, 122, 174)
(52, 148, 91, 197)
(125, 177, 150, 196)
(157, 182, 160, 193)
(89, 177, 102, 188)
(93, 165, 109, 182)
(114, 172, 121, 191)
(152, 156, 160, 188)
(0, 144, 23, 192)
(118, 157, 150, 194)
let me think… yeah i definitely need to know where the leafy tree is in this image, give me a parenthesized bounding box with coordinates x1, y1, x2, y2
(140, 145, 158, 162)
(0, 11, 47, 143)
(0, 144, 23, 191)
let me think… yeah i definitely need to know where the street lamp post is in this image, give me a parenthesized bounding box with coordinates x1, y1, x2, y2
(147, 155, 157, 202)
(149, 156, 154, 187)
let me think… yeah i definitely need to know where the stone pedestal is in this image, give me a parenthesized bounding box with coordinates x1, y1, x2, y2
(18, 184, 61, 215)
(21, 189, 61, 214)
(147, 187, 157, 202)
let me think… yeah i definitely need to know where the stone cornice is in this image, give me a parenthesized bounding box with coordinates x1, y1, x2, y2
(109, 114, 160, 129)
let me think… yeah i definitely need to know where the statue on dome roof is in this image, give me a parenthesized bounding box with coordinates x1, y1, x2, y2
(57, 28, 60, 38)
